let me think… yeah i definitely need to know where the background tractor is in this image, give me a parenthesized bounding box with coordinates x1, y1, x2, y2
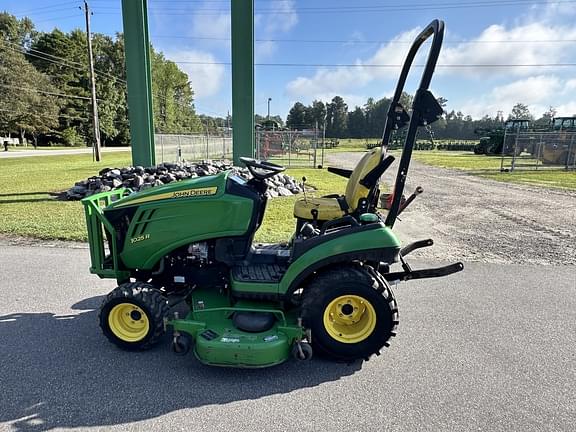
(540, 116, 576, 165)
(474, 119, 530, 156)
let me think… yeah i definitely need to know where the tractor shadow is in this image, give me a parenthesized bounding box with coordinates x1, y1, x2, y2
(0, 296, 362, 431)
(0, 191, 63, 204)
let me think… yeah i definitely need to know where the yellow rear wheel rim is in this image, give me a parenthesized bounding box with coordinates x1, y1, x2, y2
(108, 303, 150, 342)
(323, 295, 376, 343)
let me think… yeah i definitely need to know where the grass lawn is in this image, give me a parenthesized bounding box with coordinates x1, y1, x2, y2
(413, 151, 576, 190)
(0, 153, 346, 243)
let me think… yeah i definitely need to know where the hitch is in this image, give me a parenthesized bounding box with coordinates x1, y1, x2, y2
(382, 238, 464, 282)
(384, 262, 464, 283)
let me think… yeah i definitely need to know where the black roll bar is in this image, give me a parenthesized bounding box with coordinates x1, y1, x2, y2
(383, 20, 445, 228)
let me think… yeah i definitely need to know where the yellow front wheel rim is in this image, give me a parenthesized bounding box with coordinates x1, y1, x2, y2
(323, 295, 377, 343)
(108, 303, 150, 342)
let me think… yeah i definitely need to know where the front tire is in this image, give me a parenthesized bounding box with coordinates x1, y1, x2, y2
(99, 282, 169, 351)
(301, 266, 398, 362)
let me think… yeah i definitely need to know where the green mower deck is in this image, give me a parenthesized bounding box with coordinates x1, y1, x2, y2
(169, 289, 303, 367)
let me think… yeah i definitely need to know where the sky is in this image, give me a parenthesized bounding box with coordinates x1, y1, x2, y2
(4, 0, 576, 121)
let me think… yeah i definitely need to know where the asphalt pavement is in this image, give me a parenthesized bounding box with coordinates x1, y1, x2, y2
(0, 244, 574, 431)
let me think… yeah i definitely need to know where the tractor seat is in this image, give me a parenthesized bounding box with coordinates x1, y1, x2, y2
(293, 196, 348, 221)
(294, 147, 392, 222)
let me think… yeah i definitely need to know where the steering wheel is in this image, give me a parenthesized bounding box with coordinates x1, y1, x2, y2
(240, 157, 286, 180)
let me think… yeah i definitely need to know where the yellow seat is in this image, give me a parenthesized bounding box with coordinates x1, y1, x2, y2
(293, 196, 347, 221)
(294, 147, 383, 221)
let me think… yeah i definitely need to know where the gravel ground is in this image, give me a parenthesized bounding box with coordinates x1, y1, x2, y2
(326, 152, 576, 265)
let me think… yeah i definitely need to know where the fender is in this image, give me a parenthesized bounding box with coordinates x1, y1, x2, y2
(279, 223, 400, 296)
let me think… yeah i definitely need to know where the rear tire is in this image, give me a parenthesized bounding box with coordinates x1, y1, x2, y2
(99, 282, 169, 351)
(301, 266, 398, 362)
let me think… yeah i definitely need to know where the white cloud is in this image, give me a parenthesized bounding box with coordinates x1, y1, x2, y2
(565, 79, 576, 92)
(492, 75, 562, 105)
(460, 75, 564, 118)
(285, 28, 422, 99)
(192, 12, 231, 40)
(258, 0, 298, 34)
(165, 50, 225, 99)
(254, 0, 298, 60)
(439, 22, 576, 78)
(256, 40, 277, 59)
(554, 102, 576, 117)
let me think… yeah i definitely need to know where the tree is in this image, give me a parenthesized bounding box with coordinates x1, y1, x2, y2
(152, 50, 201, 134)
(30, 29, 91, 143)
(364, 97, 390, 138)
(0, 12, 34, 45)
(534, 106, 556, 127)
(308, 100, 326, 129)
(347, 106, 365, 138)
(0, 40, 59, 145)
(326, 96, 348, 138)
(508, 103, 533, 120)
(286, 102, 307, 130)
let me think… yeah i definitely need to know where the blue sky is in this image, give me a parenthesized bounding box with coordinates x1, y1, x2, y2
(5, 0, 576, 120)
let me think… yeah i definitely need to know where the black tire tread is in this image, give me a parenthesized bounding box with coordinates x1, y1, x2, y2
(99, 282, 169, 351)
(301, 264, 398, 362)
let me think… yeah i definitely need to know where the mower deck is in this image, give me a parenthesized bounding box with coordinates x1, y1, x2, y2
(169, 288, 303, 368)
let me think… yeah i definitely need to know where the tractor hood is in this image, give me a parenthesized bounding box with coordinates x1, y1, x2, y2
(106, 171, 230, 210)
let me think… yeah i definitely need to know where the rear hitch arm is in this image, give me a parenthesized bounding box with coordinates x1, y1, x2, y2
(383, 237, 464, 282)
(384, 262, 464, 282)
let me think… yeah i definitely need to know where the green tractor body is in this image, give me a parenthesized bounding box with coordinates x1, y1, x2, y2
(83, 20, 463, 368)
(474, 119, 530, 155)
(83, 170, 403, 367)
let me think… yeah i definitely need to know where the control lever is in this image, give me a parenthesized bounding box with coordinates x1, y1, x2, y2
(301, 176, 308, 203)
(397, 186, 423, 216)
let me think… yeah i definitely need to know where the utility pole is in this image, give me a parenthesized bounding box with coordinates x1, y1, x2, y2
(83, 0, 101, 161)
(267, 97, 271, 119)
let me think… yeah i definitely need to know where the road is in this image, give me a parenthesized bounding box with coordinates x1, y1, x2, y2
(0, 148, 130, 158)
(327, 152, 576, 265)
(0, 245, 575, 431)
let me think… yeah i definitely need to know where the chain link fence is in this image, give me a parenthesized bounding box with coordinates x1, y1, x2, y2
(155, 129, 333, 167)
(255, 128, 324, 167)
(155, 133, 232, 163)
(500, 131, 576, 171)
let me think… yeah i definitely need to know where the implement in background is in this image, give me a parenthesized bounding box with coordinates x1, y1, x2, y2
(500, 129, 576, 172)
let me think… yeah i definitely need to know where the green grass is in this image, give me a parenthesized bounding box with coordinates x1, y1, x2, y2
(0, 153, 132, 241)
(413, 151, 576, 190)
(0, 153, 347, 243)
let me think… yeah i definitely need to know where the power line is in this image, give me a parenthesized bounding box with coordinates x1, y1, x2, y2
(33, 14, 83, 24)
(0, 83, 93, 100)
(3, 41, 127, 86)
(0, 108, 130, 127)
(13, 7, 81, 18)
(90, 0, 576, 15)
(10, 2, 79, 15)
(4, 42, 204, 112)
(169, 61, 576, 68)
(0, 108, 88, 121)
(5, 41, 87, 72)
(151, 34, 576, 45)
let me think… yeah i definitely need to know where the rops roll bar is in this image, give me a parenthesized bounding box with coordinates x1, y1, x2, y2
(382, 19, 445, 228)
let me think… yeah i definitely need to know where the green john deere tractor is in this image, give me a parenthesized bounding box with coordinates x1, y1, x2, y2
(82, 20, 462, 368)
(474, 119, 530, 155)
